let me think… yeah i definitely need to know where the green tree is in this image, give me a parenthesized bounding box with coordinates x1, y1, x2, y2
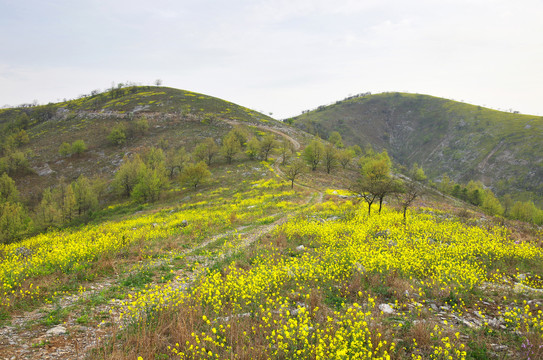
(165, 147, 189, 178)
(481, 189, 504, 216)
(71, 140, 87, 156)
(144, 147, 166, 171)
(221, 132, 241, 164)
(502, 194, 514, 216)
(132, 148, 169, 203)
(132, 169, 165, 203)
(158, 137, 169, 150)
(181, 161, 211, 189)
(337, 148, 355, 169)
(410, 163, 427, 182)
(132, 117, 149, 136)
(14, 112, 30, 129)
(259, 133, 277, 161)
(35, 188, 60, 228)
(510, 201, 538, 223)
(0, 173, 19, 203)
(350, 145, 363, 157)
(466, 180, 484, 205)
(14, 129, 29, 146)
(279, 140, 295, 165)
(0, 202, 32, 244)
(113, 155, 146, 197)
(323, 144, 338, 174)
(61, 183, 76, 222)
(2, 150, 30, 175)
(73, 175, 98, 216)
(108, 124, 127, 146)
(351, 150, 399, 215)
(245, 137, 261, 160)
(231, 126, 248, 148)
(451, 184, 462, 198)
(194, 138, 219, 166)
(439, 174, 454, 194)
(303, 140, 324, 171)
(328, 131, 344, 148)
(59, 142, 72, 156)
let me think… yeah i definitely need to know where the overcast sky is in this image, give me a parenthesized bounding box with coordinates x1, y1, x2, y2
(1, 0, 542, 118)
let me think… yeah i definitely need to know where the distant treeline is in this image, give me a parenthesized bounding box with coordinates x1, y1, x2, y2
(436, 175, 543, 225)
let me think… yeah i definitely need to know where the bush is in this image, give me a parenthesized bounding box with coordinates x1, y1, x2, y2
(108, 125, 127, 146)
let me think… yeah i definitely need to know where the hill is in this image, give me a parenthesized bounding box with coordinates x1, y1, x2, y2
(0, 86, 282, 202)
(287, 92, 543, 205)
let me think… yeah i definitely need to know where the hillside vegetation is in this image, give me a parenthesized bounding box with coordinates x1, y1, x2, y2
(288, 92, 543, 206)
(0, 87, 542, 359)
(0, 86, 277, 197)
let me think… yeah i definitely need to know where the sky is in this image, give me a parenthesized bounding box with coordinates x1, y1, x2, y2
(1, 0, 542, 119)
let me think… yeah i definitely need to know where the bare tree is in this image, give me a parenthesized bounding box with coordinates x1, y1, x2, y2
(395, 180, 421, 224)
(284, 158, 307, 189)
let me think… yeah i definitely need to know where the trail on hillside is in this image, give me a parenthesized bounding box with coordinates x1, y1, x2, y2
(223, 119, 301, 151)
(0, 193, 323, 360)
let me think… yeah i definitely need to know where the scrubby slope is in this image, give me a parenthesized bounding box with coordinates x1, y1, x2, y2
(289, 92, 543, 204)
(0, 86, 281, 201)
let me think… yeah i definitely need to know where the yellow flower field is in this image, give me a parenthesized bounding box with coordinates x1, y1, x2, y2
(115, 197, 543, 359)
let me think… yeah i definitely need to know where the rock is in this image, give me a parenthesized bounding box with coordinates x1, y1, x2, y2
(296, 245, 305, 251)
(374, 230, 390, 238)
(430, 303, 439, 311)
(460, 318, 478, 329)
(46, 325, 67, 336)
(486, 317, 501, 328)
(354, 262, 366, 273)
(473, 311, 485, 319)
(490, 344, 508, 352)
(34, 163, 55, 176)
(71, 325, 87, 333)
(15, 246, 33, 260)
(378, 303, 394, 314)
(180, 219, 188, 227)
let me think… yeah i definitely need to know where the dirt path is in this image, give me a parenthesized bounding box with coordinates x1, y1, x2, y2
(223, 119, 301, 151)
(0, 191, 324, 360)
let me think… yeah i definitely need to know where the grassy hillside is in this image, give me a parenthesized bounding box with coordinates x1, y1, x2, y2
(288, 92, 543, 205)
(0, 86, 280, 202)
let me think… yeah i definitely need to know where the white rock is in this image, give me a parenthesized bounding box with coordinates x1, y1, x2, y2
(296, 245, 305, 251)
(46, 325, 67, 336)
(378, 303, 394, 314)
